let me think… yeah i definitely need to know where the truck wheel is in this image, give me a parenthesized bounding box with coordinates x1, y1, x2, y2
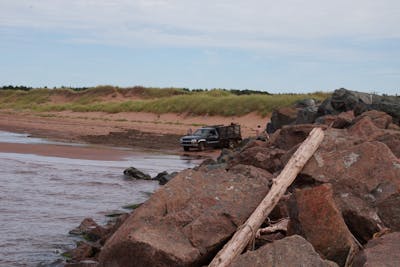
(183, 147, 190, 152)
(198, 142, 205, 151)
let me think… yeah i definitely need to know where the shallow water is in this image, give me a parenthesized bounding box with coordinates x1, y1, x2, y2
(0, 131, 202, 267)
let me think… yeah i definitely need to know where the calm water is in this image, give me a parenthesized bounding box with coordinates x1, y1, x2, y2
(0, 131, 201, 267)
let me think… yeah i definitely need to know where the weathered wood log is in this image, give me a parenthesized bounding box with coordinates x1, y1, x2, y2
(208, 127, 325, 267)
(255, 218, 289, 238)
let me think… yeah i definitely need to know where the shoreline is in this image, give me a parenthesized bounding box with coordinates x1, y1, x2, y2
(0, 109, 268, 158)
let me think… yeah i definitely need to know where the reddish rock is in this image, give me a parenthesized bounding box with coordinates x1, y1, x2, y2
(230, 235, 338, 267)
(332, 111, 354, 128)
(353, 232, 400, 267)
(388, 123, 400, 130)
(101, 213, 130, 245)
(354, 110, 392, 129)
(302, 137, 400, 243)
(65, 242, 95, 263)
(228, 146, 286, 173)
(69, 218, 98, 235)
(377, 193, 400, 231)
(288, 184, 357, 266)
(315, 114, 338, 126)
(70, 218, 110, 242)
(348, 116, 385, 141)
(303, 140, 400, 192)
(376, 131, 400, 158)
(99, 165, 273, 267)
(269, 124, 325, 150)
(242, 139, 269, 150)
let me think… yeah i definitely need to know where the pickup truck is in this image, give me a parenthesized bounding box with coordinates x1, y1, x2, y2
(180, 124, 242, 151)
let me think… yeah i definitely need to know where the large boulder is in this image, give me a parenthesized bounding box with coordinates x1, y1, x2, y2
(268, 99, 322, 133)
(353, 232, 400, 267)
(315, 112, 354, 129)
(228, 146, 286, 173)
(330, 88, 373, 113)
(267, 107, 298, 133)
(348, 116, 385, 141)
(268, 124, 321, 150)
(288, 184, 358, 266)
(353, 110, 392, 129)
(230, 235, 338, 267)
(346, 111, 400, 158)
(332, 111, 355, 128)
(295, 105, 319, 125)
(371, 94, 400, 125)
(318, 88, 400, 125)
(302, 139, 400, 193)
(301, 129, 400, 243)
(376, 132, 400, 158)
(318, 98, 337, 116)
(99, 165, 273, 267)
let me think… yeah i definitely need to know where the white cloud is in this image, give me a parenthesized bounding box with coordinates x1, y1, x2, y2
(1, 0, 399, 52)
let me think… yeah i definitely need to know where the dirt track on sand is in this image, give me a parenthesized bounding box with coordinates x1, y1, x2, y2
(0, 110, 269, 154)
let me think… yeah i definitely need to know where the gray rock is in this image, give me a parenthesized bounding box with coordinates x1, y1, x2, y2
(377, 193, 400, 231)
(318, 88, 400, 125)
(123, 167, 151, 180)
(296, 105, 319, 124)
(318, 97, 337, 116)
(153, 171, 178, 185)
(295, 98, 317, 108)
(268, 107, 298, 133)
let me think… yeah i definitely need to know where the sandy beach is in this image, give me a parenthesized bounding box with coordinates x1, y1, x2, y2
(0, 109, 269, 156)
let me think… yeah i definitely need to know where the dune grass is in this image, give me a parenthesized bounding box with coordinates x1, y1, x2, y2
(0, 86, 330, 116)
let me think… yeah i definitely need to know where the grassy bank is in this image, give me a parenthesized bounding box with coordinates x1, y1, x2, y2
(0, 86, 330, 116)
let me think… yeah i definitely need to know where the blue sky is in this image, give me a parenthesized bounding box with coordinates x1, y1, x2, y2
(1, 0, 399, 94)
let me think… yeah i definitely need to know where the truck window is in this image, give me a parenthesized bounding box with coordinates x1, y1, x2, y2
(194, 129, 209, 137)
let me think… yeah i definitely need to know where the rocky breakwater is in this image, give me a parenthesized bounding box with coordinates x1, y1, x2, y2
(99, 164, 274, 266)
(267, 87, 400, 133)
(69, 89, 399, 267)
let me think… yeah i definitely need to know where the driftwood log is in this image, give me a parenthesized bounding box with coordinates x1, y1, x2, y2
(208, 127, 325, 267)
(255, 218, 289, 238)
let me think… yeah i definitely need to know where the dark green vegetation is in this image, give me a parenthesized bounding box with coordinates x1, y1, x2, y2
(0, 86, 330, 116)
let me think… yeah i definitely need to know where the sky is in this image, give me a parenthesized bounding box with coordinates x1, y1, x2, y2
(0, 0, 399, 94)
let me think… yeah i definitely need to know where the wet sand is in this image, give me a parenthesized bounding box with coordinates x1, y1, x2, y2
(0, 142, 135, 161)
(0, 109, 263, 158)
(0, 110, 268, 144)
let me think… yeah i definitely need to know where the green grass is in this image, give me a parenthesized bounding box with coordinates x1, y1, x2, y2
(0, 87, 330, 116)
